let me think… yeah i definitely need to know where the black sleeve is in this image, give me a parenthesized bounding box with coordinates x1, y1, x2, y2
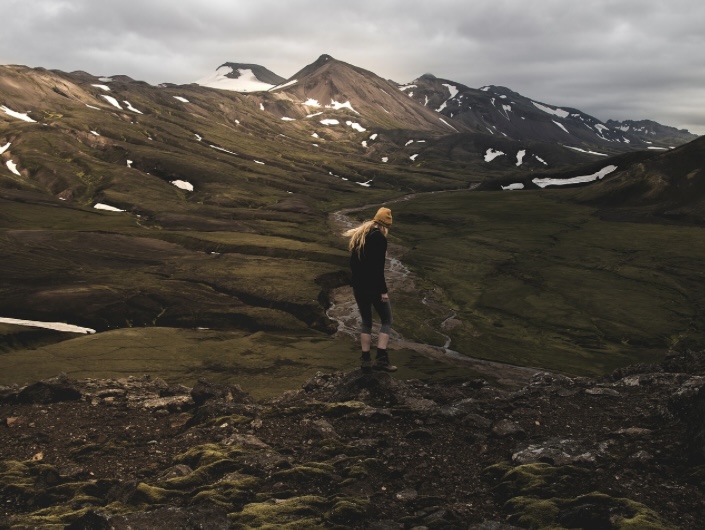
(366, 230, 388, 294)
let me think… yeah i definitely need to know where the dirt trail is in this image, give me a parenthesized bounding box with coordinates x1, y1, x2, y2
(326, 192, 540, 388)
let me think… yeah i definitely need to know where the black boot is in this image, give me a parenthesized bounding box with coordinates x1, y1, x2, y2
(360, 351, 373, 373)
(373, 348, 397, 372)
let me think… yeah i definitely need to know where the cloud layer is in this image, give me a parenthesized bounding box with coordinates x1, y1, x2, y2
(2, 0, 704, 134)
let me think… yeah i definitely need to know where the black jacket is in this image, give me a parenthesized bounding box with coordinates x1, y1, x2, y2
(350, 228, 388, 294)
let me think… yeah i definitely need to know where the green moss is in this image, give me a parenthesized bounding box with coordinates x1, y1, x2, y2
(504, 492, 676, 530)
(272, 462, 336, 483)
(328, 499, 368, 525)
(228, 495, 329, 529)
(173, 443, 247, 468)
(162, 458, 240, 490)
(192, 478, 258, 509)
(492, 462, 592, 502)
(131, 482, 182, 505)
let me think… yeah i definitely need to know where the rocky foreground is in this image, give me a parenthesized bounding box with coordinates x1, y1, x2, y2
(1, 351, 704, 529)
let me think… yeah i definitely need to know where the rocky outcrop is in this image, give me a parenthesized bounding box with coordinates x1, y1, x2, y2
(1, 350, 704, 529)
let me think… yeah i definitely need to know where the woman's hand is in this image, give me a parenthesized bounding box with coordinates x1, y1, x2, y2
(381, 293, 389, 302)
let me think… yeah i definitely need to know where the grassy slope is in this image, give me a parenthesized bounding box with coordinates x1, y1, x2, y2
(388, 189, 705, 376)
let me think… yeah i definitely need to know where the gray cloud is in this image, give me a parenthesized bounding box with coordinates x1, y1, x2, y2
(2, 0, 704, 134)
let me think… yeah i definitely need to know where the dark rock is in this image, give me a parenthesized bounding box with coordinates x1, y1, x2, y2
(64, 510, 111, 530)
(16, 380, 81, 404)
(191, 378, 252, 406)
(491, 420, 525, 438)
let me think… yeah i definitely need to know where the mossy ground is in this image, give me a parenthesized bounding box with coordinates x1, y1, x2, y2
(389, 190, 705, 376)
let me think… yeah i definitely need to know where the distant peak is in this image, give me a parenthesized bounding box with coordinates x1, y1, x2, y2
(419, 73, 437, 81)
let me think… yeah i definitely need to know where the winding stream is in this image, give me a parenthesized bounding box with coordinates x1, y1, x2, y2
(327, 193, 540, 387)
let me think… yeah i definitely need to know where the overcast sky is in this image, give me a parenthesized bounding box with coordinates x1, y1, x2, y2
(2, 0, 704, 134)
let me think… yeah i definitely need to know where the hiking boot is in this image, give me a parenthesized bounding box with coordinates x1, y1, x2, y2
(360, 354, 373, 374)
(373, 360, 398, 372)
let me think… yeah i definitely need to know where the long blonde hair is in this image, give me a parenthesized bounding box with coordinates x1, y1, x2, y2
(344, 220, 388, 257)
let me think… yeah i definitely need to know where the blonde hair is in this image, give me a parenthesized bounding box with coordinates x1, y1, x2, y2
(344, 220, 388, 257)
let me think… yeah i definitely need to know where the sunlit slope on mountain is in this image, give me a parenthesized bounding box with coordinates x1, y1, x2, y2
(270, 55, 462, 135)
(0, 64, 475, 219)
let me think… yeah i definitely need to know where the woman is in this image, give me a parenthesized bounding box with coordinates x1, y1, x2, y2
(344, 207, 397, 372)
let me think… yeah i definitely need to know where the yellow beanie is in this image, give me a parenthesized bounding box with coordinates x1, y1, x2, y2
(373, 207, 392, 227)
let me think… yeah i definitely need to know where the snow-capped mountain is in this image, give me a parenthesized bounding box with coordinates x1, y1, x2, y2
(399, 74, 697, 153)
(194, 58, 697, 161)
(197, 63, 286, 92)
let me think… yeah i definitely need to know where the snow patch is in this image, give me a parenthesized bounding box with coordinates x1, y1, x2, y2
(553, 120, 570, 134)
(101, 95, 123, 110)
(281, 117, 295, 121)
(92, 84, 111, 91)
(90, 131, 100, 136)
(0, 142, 10, 155)
(564, 146, 608, 156)
(484, 149, 505, 162)
(327, 100, 358, 114)
(6, 160, 21, 176)
(271, 79, 298, 91)
(516, 150, 526, 166)
(210, 145, 238, 156)
(123, 101, 143, 114)
(439, 118, 458, 132)
(346, 121, 366, 132)
(533, 101, 569, 118)
(410, 154, 419, 161)
(532, 165, 618, 188)
(502, 183, 525, 190)
(171, 180, 193, 191)
(0, 317, 95, 334)
(1, 105, 36, 122)
(320, 119, 340, 126)
(94, 203, 126, 212)
(304, 99, 321, 107)
(197, 66, 275, 92)
(173, 96, 189, 103)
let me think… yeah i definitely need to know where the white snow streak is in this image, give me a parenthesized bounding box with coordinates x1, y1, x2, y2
(533, 101, 569, 118)
(553, 120, 570, 134)
(0, 142, 10, 155)
(1, 105, 36, 122)
(0, 317, 95, 334)
(6, 160, 21, 176)
(173, 96, 189, 103)
(94, 203, 126, 212)
(502, 183, 525, 190)
(101, 95, 123, 110)
(532, 165, 618, 188)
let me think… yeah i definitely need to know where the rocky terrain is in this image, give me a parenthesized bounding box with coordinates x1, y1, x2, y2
(1, 349, 704, 529)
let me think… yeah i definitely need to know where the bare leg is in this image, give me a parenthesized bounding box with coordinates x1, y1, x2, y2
(377, 332, 389, 350)
(361, 333, 372, 352)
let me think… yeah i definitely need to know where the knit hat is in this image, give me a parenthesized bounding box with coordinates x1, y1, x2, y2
(373, 207, 392, 227)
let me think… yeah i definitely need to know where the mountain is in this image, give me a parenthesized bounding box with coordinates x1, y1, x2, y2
(399, 74, 698, 153)
(196, 62, 286, 92)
